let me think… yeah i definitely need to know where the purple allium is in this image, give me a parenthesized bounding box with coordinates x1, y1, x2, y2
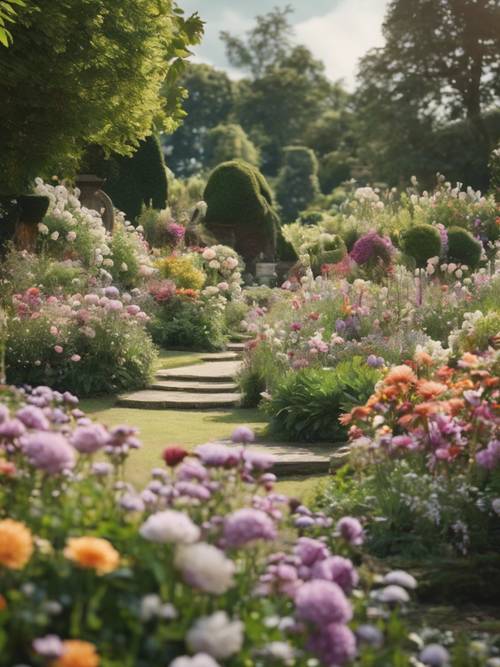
(33, 635, 64, 659)
(140, 510, 200, 544)
(295, 580, 352, 626)
(195, 443, 241, 467)
(294, 516, 315, 529)
(176, 481, 211, 501)
(356, 624, 384, 648)
(62, 391, 79, 406)
(21, 432, 76, 474)
(350, 232, 394, 266)
(294, 537, 329, 567)
(0, 418, 26, 439)
(223, 508, 276, 548)
(16, 406, 49, 430)
(420, 644, 450, 667)
(231, 426, 255, 444)
(311, 556, 359, 594)
(120, 492, 145, 513)
(104, 286, 120, 298)
(177, 459, 209, 481)
(366, 354, 384, 368)
(71, 423, 109, 454)
(92, 461, 113, 477)
(242, 449, 274, 471)
(336, 516, 364, 545)
(308, 623, 357, 666)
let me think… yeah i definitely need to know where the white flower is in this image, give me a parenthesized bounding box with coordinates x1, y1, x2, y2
(67, 231, 77, 241)
(383, 570, 417, 589)
(103, 258, 114, 267)
(38, 223, 49, 235)
(187, 612, 244, 659)
(170, 654, 221, 667)
(139, 510, 200, 544)
(374, 585, 410, 603)
(175, 542, 235, 594)
(121, 262, 128, 271)
(202, 248, 216, 261)
(208, 260, 220, 270)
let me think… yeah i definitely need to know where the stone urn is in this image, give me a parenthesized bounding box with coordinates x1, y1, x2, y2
(14, 194, 50, 251)
(75, 174, 114, 232)
(255, 260, 277, 286)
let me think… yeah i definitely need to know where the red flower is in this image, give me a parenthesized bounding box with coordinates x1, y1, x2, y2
(162, 446, 188, 467)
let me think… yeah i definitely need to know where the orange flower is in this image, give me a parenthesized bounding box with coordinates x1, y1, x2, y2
(0, 459, 16, 476)
(0, 519, 33, 570)
(459, 352, 479, 368)
(414, 350, 433, 366)
(63, 537, 119, 575)
(417, 380, 448, 400)
(384, 364, 417, 387)
(350, 406, 372, 421)
(413, 401, 442, 417)
(52, 640, 100, 667)
(447, 398, 465, 415)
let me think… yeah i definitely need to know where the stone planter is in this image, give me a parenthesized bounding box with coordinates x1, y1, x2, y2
(255, 262, 277, 286)
(15, 194, 50, 251)
(75, 174, 114, 231)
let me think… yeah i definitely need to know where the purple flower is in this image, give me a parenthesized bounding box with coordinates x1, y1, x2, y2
(33, 635, 64, 659)
(350, 232, 394, 266)
(120, 492, 145, 512)
(356, 624, 384, 648)
(176, 481, 211, 501)
(195, 443, 241, 467)
(295, 580, 352, 626)
(92, 461, 113, 476)
(420, 644, 450, 667)
(167, 222, 186, 241)
(308, 623, 356, 666)
(0, 418, 26, 439)
(311, 556, 359, 594)
(0, 405, 9, 423)
(223, 508, 276, 548)
(476, 440, 500, 470)
(366, 354, 384, 368)
(71, 423, 109, 454)
(231, 426, 255, 444)
(16, 406, 49, 430)
(242, 449, 274, 471)
(294, 537, 329, 567)
(177, 460, 208, 482)
(104, 286, 120, 298)
(21, 432, 76, 474)
(336, 517, 364, 545)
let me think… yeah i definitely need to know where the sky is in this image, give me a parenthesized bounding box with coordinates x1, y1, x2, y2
(181, 0, 389, 89)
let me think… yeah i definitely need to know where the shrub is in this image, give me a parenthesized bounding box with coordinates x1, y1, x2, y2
(204, 160, 280, 264)
(204, 123, 260, 169)
(275, 146, 321, 223)
(156, 255, 205, 290)
(447, 226, 482, 268)
(401, 224, 442, 268)
(265, 357, 380, 442)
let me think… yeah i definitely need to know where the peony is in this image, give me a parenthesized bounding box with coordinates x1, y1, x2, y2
(52, 640, 100, 667)
(186, 612, 244, 659)
(0, 519, 34, 569)
(175, 542, 235, 594)
(140, 510, 200, 544)
(22, 431, 76, 474)
(202, 248, 216, 261)
(64, 537, 120, 575)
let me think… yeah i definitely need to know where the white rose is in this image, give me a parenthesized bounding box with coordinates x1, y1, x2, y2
(187, 612, 244, 659)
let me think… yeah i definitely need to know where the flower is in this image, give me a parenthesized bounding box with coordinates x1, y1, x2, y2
(162, 446, 188, 467)
(195, 442, 240, 468)
(384, 365, 417, 386)
(52, 640, 100, 667)
(294, 537, 329, 566)
(0, 519, 33, 569)
(16, 405, 49, 430)
(383, 570, 417, 589)
(311, 556, 359, 594)
(374, 584, 410, 604)
(420, 644, 450, 667)
(308, 623, 357, 666)
(64, 537, 120, 575)
(295, 580, 352, 625)
(186, 612, 244, 659)
(170, 654, 221, 667)
(139, 510, 200, 544)
(71, 424, 109, 454)
(350, 232, 394, 267)
(336, 516, 364, 545)
(21, 432, 76, 474)
(231, 425, 255, 444)
(33, 635, 64, 659)
(175, 542, 235, 594)
(417, 381, 448, 400)
(223, 508, 276, 548)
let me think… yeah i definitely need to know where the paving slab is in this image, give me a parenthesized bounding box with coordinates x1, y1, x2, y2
(156, 360, 241, 383)
(150, 380, 238, 393)
(200, 352, 240, 362)
(117, 390, 241, 409)
(227, 342, 248, 352)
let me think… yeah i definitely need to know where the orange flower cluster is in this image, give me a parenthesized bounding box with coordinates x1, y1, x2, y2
(0, 519, 33, 570)
(52, 640, 100, 667)
(63, 537, 120, 575)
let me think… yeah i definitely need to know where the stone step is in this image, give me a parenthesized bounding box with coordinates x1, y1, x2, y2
(150, 380, 238, 394)
(117, 390, 242, 410)
(200, 352, 240, 362)
(227, 342, 248, 352)
(156, 360, 241, 383)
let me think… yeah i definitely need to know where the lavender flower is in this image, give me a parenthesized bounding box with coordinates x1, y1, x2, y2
(231, 426, 255, 444)
(420, 644, 450, 667)
(0, 418, 26, 439)
(308, 623, 357, 666)
(350, 232, 394, 266)
(21, 432, 76, 474)
(195, 443, 241, 467)
(32, 635, 64, 659)
(336, 516, 364, 545)
(71, 423, 109, 454)
(294, 537, 329, 567)
(295, 580, 352, 626)
(223, 508, 276, 548)
(311, 556, 359, 593)
(16, 406, 49, 430)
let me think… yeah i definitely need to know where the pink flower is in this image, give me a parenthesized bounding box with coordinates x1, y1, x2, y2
(71, 354, 81, 362)
(54, 345, 63, 354)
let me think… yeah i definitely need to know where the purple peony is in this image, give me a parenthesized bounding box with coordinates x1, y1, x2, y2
(71, 423, 109, 454)
(308, 623, 357, 666)
(336, 516, 364, 545)
(21, 431, 76, 474)
(223, 508, 277, 548)
(350, 232, 394, 266)
(311, 556, 359, 594)
(295, 580, 352, 626)
(16, 406, 50, 430)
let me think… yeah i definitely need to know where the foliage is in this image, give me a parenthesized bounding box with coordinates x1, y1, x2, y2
(276, 146, 321, 223)
(0, 0, 23, 46)
(204, 123, 260, 170)
(447, 226, 483, 268)
(138, 208, 185, 250)
(0, 1, 203, 193)
(401, 225, 442, 268)
(265, 358, 380, 443)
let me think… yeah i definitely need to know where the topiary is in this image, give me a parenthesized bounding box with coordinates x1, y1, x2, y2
(275, 146, 321, 223)
(401, 224, 442, 268)
(447, 226, 482, 268)
(204, 123, 260, 169)
(203, 159, 280, 265)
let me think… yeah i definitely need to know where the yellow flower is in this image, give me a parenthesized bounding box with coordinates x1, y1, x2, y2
(52, 640, 100, 667)
(63, 537, 120, 575)
(0, 519, 33, 569)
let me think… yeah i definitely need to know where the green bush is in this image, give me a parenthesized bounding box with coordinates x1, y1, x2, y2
(204, 160, 280, 263)
(401, 224, 442, 268)
(204, 123, 260, 169)
(447, 226, 482, 268)
(265, 357, 380, 442)
(275, 146, 321, 223)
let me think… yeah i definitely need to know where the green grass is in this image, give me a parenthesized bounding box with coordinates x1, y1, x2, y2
(275, 476, 328, 503)
(154, 350, 204, 371)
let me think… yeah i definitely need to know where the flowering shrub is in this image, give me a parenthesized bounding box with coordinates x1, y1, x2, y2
(199, 244, 243, 295)
(156, 255, 206, 290)
(0, 386, 494, 666)
(4, 286, 156, 395)
(138, 208, 186, 250)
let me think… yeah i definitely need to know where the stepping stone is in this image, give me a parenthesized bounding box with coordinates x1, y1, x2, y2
(150, 380, 238, 394)
(117, 389, 242, 409)
(227, 342, 248, 352)
(200, 352, 240, 362)
(156, 360, 241, 383)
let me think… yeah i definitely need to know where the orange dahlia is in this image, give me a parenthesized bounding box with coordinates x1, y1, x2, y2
(384, 365, 417, 387)
(52, 640, 100, 667)
(63, 537, 119, 575)
(417, 380, 448, 400)
(0, 519, 33, 570)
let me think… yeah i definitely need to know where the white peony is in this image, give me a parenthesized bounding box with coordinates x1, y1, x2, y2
(170, 654, 220, 667)
(139, 510, 200, 544)
(187, 612, 244, 659)
(175, 542, 235, 594)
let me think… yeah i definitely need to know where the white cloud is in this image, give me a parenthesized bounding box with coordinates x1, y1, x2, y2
(295, 0, 388, 89)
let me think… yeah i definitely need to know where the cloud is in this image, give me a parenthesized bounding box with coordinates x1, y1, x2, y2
(295, 0, 388, 88)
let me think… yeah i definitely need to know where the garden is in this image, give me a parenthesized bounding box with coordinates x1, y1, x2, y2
(0, 0, 499, 666)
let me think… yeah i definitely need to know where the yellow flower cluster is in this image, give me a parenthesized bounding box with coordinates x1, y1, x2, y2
(156, 255, 205, 290)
